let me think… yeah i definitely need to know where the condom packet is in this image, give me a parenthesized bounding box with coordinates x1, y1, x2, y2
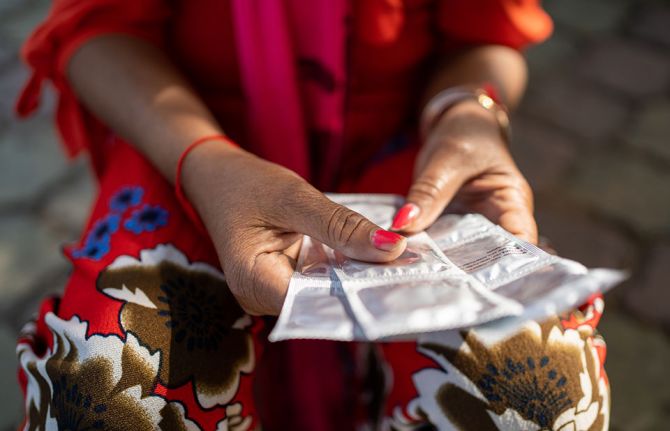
(270, 236, 521, 341)
(327, 193, 402, 227)
(269, 278, 362, 341)
(426, 213, 496, 249)
(331, 231, 459, 282)
(342, 276, 523, 340)
(303, 194, 463, 283)
(270, 235, 361, 341)
(460, 260, 626, 346)
(439, 225, 559, 289)
(269, 194, 625, 342)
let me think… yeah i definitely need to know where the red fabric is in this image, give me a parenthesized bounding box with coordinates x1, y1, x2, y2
(438, 0, 553, 50)
(15, 2, 554, 429)
(14, 139, 424, 430)
(230, 0, 315, 180)
(14, 142, 608, 429)
(16, 0, 552, 184)
(35, 142, 265, 429)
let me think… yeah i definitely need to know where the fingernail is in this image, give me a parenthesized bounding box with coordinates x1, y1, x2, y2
(371, 229, 405, 251)
(391, 203, 420, 230)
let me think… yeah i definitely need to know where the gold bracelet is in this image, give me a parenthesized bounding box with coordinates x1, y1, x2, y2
(420, 84, 511, 146)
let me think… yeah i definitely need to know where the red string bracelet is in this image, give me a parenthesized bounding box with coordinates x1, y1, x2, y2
(175, 134, 238, 234)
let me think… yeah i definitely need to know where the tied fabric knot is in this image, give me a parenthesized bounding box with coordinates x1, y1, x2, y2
(16, 70, 46, 118)
(14, 0, 173, 164)
(14, 13, 91, 160)
(15, 19, 59, 118)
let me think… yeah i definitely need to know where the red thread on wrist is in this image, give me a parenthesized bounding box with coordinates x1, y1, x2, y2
(175, 134, 238, 233)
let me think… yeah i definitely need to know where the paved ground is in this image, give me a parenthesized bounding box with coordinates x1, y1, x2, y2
(0, 0, 669, 430)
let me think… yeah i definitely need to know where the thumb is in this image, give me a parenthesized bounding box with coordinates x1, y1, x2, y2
(391, 156, 466, 234)
(283, 190, 407, 262)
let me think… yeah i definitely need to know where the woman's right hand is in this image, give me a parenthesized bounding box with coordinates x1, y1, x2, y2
(65, 37, 404, 316)
(181, 141, 407, 316)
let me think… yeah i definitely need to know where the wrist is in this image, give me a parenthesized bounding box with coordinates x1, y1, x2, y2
(425, 99, 511, 166)
(182, 137, 243, 189)
(421, 84, 510, 147)
(176, 135, 245, 232)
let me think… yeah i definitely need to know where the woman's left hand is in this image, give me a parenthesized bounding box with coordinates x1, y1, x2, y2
(391, 99, 538, 244)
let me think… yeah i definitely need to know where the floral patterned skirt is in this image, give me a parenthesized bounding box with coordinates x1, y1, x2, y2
(16, 141, 610, 430)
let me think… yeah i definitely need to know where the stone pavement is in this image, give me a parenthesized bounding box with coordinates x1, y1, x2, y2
(0, 0, 668, 430)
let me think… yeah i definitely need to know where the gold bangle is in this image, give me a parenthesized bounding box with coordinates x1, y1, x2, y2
(420, 85, 511, 146)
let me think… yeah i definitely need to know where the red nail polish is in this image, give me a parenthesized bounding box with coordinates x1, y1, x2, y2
(391, 203, 420, 230)
(371, 229, 405, 251)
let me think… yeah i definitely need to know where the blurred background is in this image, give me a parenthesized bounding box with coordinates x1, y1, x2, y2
(0, 0, 668, 430)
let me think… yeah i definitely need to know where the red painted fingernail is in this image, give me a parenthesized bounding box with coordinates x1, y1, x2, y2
(371, 229, 405, 251)
(391, 203, 420, 230)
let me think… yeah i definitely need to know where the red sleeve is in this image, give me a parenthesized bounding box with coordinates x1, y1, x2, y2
(437, 0, 553, 51)
(15, 0, 171, 164)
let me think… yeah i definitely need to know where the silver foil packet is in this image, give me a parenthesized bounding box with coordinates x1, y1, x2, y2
(269, 194, 625, 343)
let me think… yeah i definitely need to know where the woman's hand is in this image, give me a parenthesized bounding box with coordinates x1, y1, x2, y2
(181, 142, 407, 316)
(67, 36, 405, 317)
(391, 100, 537, 243)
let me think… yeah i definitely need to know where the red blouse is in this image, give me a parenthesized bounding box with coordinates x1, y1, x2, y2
(15, 3, 553, 429)
(17, 0, 552, 182)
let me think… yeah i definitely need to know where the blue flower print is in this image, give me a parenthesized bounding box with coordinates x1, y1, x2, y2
(124, 205, 169, 234)
(72, 240, 110, 260)
(87, 214, 120, 243)
(109, 186, 143, 212)
(72, 214, 120, 260)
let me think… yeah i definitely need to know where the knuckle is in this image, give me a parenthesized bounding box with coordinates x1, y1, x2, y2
(409, 177, 443, 203)
(325, 207, 367, 249)
(449, 139, 478, 159)
(508, 175, 535, 206)
(431, 137, 478, 163)
(520, 178, 534, 199)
